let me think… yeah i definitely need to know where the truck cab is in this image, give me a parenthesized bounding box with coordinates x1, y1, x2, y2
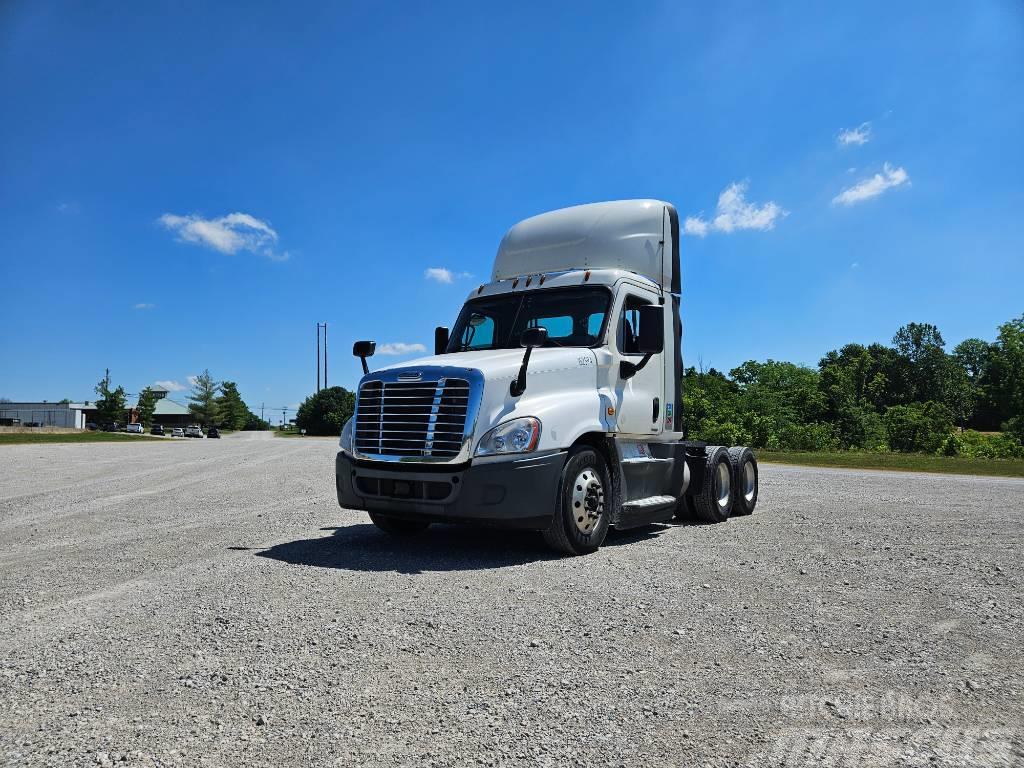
(336, 199, 758, 554)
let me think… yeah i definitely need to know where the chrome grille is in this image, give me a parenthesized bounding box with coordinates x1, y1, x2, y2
(355, 378, 470, 459)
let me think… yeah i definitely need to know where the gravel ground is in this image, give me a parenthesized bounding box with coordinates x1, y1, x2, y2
(1, 432, 1021, 767)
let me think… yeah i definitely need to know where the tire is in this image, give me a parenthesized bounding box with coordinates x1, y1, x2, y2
(542, 445, 611, 556)
(728, 447, 758, 516)
(368, 512, 430, 537)
(690, 446, 733, 523)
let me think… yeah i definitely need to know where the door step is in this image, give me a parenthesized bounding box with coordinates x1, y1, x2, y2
(622, 495, 677, 511)
(616, 495, 678, 530)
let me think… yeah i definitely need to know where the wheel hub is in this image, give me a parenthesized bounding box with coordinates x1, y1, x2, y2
(571, 468, 604, 533)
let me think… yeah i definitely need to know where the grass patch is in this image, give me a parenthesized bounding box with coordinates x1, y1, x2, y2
(0, 432, 165, 445)
(759, 450, 1024, 478)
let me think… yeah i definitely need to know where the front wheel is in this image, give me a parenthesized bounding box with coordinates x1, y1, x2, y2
(368, 513, 430, 537)
(542, 446, 611, 556)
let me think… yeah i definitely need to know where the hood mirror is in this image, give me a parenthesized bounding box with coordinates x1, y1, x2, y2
(434, 326, 449, 355)
(353, 340, 376, 375)
(510, 327, 548, 397)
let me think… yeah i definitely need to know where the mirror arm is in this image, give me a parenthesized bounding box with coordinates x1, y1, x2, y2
(510, 347, 534, 397)
(619, 353, 652, 380)
(359, 357, 370, 375)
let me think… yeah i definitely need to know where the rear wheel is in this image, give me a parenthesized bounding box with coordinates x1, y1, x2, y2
(542, 446, 611, 556)
(691, 446, 733, 523)
(368, 513, 430, 537)
(728, 447, 758, 516)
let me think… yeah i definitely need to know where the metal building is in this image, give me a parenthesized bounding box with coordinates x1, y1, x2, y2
(0, 402, 90, 428)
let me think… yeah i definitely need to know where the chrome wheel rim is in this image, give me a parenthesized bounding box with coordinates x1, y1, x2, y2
(743, 460, 756, 503)
(716, 460, 731, 509)
(571, 468, 604, 533)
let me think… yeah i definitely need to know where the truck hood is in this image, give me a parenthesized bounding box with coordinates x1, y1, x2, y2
(358, 347, 606, 456)
(371, 347, 591, 382)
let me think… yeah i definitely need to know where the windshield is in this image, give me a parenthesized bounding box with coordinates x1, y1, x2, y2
(446, 287, 611, 352)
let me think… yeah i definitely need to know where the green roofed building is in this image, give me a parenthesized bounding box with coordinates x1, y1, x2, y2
(81, 384, 194, 429)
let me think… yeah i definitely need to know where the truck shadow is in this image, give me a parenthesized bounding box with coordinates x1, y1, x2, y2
(253, 522, 678, 574)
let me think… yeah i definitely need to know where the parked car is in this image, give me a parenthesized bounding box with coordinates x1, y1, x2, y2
(85, 422, 98, 431)
(126, 423, 144, 434)
(101, 422, 120, 432)
(172, 427, 185, 438)
(207, 427, 221, 439)
(150, 424, 165, 436)
(184, 425, 204, 438)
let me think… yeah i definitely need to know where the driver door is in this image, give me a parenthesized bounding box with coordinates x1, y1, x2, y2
(614, 290, 664, 435)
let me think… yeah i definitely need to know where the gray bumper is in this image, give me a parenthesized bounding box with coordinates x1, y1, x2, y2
(335, 450, 566, 530)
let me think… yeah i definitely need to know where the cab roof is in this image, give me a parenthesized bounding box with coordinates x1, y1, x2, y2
(491, 199, 680, 294)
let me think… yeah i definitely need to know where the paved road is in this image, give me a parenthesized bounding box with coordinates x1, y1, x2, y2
(1, 435, 1021, 767)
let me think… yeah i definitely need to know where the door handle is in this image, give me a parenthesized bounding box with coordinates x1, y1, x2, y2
(652, 397, 660, 423)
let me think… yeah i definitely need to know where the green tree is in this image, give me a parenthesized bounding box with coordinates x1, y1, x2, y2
(953, 338, 992, 382)
(215, 381, 249, 431)
(730, 360, 826, 449)
(986, 314, 1024, 428)
(892, 322, 949, 403)
(137, 387, 158, 428)
(682, 367, 744, 444)
(94, 369, 127, 426)
(188, 369, 221, 426)
(244, 411, 271, 431)
(884, 401, 953, 453)
(295, 386, 355, 436)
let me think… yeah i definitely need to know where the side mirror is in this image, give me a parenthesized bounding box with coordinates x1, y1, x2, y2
(434, 326, 449, 356)
(510, 327, 548, 397)
(637, 305, 664, 353)
(353, 340, 376, 375)
(520, 326, 549, 348)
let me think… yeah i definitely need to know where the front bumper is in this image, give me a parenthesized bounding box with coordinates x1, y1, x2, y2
(335, 450, 566, 530)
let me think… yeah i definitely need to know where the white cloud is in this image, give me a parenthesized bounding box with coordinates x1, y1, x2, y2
(155, 380, 187, 392)
(425, 267, 453, 283)
(187, 375, 199, 388)
(851, 262, 860, 269)
(424, 267, 471, 283)
(133, 302, 156, 310)
(377, 342, 427, 355)
(684, 181, 788, 237)
(837, 122, 871, 146)
(158, 211, 288, 260)
(832, 163, 910, 206)
(683, 216, 709, 237)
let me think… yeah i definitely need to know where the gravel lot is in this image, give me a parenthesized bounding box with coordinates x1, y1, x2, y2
(1, 432, 1021, 767)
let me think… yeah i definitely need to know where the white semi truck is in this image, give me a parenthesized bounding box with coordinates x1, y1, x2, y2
(336, 199, 759, 555)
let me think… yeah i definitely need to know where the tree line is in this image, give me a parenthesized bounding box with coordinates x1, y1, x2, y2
(686, 314, 1024, 457)
(289, 314, 1024, 457)
(93, 368, 271, 430)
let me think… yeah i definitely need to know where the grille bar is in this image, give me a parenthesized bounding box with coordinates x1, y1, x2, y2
(354, 377, 470, 459)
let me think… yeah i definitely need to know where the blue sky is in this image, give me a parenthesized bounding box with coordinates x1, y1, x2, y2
(2, 2, 1022, 415)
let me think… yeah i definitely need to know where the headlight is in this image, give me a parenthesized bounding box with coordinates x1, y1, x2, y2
(339, 417, 353, 453)
(475, 417, 541, 456)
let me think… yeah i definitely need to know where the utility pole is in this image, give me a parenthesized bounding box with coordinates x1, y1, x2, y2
(316, 322, 329, 391)
(260, 403, 265, 421)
